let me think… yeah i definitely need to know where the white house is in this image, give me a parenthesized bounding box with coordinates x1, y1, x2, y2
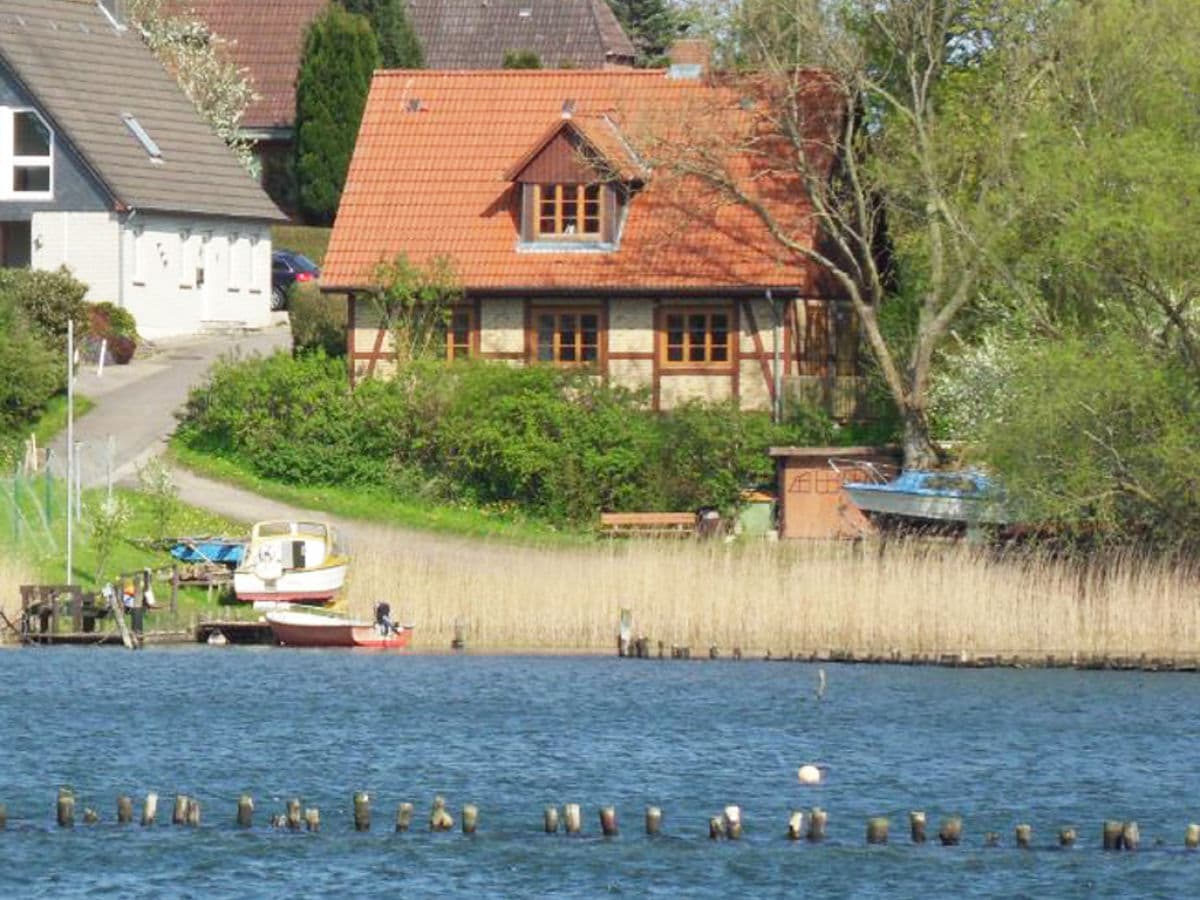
(0, 0, 284, 338)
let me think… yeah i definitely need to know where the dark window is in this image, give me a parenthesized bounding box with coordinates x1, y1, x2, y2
(798, 301, 858, 376)
(536, 309, 600, 364)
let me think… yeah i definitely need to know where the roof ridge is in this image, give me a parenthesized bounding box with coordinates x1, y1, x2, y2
(373, 68, 669, 78)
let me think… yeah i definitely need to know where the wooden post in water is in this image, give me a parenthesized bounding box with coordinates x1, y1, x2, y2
(172, 794, 188, 826)
(0, 803, 6, 830)
(909, 811, 927, 844)
(787, 810, 804, 841)
(1186, 823, 1200, 849)
(430, 796, 454, 831)
(938, 817, 962, 846)
(866, 817, 889, 845)
(305, 808, 320, 832)
(236, 795, 254, 828)
(117, 795, 133, 825)
(544, 806, 559, 833)
(1015, 824, 1032, 849)
(286, 799, 302, 831)
(708, 816, 725, 840)
(142, 793, 158, 827)
(645, 806, 662, 836)
(807, 808, 827, 842)
(599, 806, 618, 837)
(353, 792, 371, 832)
(618, 608, 632, 657)
(83, 808, 99, 825)
(395, 802, 414, 832)
(1059, 827, 1076, 848)
(563, 803, 582, 835)
(984, 831, 1000, 847)
(1121, 821, 1139, 851)
(1103, 820, 1124, 850)
(723, 806, 742, 840)
(451, 619, 466, 651)
(57, 788, 75, 828)
(186, 798, 201, 827)
(462, 804, 479, 835)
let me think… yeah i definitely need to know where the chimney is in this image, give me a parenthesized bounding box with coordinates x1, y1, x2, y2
(666, 38, 710, 81)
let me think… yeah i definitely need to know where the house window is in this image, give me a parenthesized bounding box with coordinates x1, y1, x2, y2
(535, 309, 600, 364)
(1, 108, 53, 199)
(442, 306, 473, 360)
(798, 300, 858, 376)
(534, 184, 603, 239)
(662, 309, 732, 367)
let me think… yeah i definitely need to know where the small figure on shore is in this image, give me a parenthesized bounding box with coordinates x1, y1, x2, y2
(122, 580, 137, 615)
(375, 602, 395, 636)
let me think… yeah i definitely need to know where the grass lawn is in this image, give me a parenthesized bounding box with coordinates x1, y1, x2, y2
(272, 225, 331, 266)
(29, 393, 95, 450)
(169, 442, 591, 546)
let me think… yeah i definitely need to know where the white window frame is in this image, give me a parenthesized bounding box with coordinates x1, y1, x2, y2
(0, 107, 54, 201)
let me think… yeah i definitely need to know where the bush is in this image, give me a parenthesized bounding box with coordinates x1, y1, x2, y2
(178, 355, 836, 524)
(0, 293, 61, 445)
(88, 301, 139, 340)
(289, 285, 347, 357)
(0, 267, 89, 351)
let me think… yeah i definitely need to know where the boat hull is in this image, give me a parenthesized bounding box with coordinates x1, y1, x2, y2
(233, 562, 348, 604)
(266, 611, 413, 649)
(842, 487, 1007, 525)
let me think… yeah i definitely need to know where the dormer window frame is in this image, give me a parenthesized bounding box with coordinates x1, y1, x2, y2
(533, 182, 604, 241)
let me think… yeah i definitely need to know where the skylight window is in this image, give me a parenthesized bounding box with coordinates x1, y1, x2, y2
(122, 114, 162, 162)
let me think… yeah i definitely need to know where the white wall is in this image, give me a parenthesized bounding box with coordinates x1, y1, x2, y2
(30, 210, 273, 339)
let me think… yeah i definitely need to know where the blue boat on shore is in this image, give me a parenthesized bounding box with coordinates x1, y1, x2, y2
(838, 466, 1009, 526)
(169, 537, 247, 567)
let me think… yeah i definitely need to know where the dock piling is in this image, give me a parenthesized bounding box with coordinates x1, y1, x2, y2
(141, 792, 158, 827)
(56, 788, 75, 828)
(186, 797, 201, 827)
(236, 795, 253, 829)
(395, 801, 414, 832)
(645, 806, 662, 836)
(1103, 820, 1124, 850)
(909, 811, 926, 844)
(807, 807, 827, 842)
(1121, 821, 1139, 851)
(1015, 824, 1032, 849)
(563, 803, 582, 835)
(305, 808, 320, 832)
(430, 796, 454, 831)
(543, 805, 559, 834)
(787, 810, 804, 840)
(1058, 827, 1076, 848)
(286, 799, 302, 831)
(172, 794, 188, 826)
(353, 792, 370, 832)
(462, 804, 479, 834)
(938, 816, 962, 846)
(723, 805, 742, 840)
(83, 808, 99, 825)
(599, 806, 618, 837)
(117, 795, 133, 825)
(866, 816, 888, 845)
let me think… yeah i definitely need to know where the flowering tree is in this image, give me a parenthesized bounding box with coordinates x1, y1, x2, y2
(126, 0, 258, 175)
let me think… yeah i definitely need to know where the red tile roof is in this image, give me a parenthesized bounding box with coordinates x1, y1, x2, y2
(181, 0, 329, 130)
(324, 69, 841, 293)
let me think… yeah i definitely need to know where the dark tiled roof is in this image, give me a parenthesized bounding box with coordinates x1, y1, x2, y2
(180, 0, 328, 130)
(407, 0, 636, 69)
(0, 0, 283, 221)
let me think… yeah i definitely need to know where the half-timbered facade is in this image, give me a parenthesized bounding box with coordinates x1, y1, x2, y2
(323, 67, 863, 414)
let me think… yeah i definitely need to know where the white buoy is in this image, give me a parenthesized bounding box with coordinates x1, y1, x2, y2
(797, 764, 822, 785)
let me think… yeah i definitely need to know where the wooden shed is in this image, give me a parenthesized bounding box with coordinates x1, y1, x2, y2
(769, 446, 900, 539)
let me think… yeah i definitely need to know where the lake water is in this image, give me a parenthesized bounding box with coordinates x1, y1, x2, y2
(2, 649, 1200, 897)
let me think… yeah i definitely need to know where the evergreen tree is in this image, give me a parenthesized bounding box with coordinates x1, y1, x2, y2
(342, 0, 423, 68)
(605, 0, 679, 66)
(294, 6, 381, 225)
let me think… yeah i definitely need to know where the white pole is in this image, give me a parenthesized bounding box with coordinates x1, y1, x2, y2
(66, 319, 73, 584)
(74, 441, 82, 523)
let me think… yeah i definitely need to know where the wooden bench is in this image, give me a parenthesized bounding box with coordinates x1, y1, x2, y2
(599, 511, 698, 538)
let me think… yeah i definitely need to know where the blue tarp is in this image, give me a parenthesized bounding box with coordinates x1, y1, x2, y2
(169, 540, 246, 566)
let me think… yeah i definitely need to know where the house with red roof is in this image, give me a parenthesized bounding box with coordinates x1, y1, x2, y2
(323, 62, 864, 414)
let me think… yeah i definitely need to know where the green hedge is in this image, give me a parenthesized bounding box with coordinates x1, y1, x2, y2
(178, 354, 834, 523)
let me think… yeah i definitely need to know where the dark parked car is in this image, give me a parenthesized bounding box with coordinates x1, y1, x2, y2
(271, 249, 320, 310)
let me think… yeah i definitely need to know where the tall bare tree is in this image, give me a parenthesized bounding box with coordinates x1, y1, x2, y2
(648, 0, 1050, 467)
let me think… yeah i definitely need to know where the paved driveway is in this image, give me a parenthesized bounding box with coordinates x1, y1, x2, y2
(49, 324, 291, 488)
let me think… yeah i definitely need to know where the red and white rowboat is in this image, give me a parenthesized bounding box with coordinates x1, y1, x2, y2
(266, 610, 413, 649)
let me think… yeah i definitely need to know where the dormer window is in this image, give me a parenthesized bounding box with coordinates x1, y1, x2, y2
(534, 184, 603, 239)
(1, 108, 53, 199)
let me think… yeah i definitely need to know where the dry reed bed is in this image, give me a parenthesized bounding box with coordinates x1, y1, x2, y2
(344, 529, 1199, 659)
(0, 552, 34, 645)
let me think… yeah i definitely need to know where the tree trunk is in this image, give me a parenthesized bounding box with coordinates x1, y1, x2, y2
(901, 403, 940, 470)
